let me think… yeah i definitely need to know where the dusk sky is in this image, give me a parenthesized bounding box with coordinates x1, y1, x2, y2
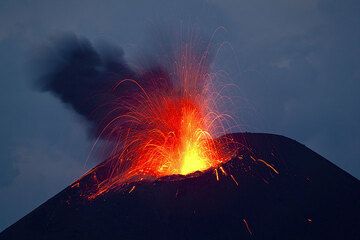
(0, 0, 359, 231)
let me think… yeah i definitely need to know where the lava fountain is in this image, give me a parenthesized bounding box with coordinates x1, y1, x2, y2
(83, 41, 236, 199)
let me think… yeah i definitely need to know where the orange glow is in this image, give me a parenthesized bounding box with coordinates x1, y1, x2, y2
(85, 43, 236, 199)
(257, 159, 279, 175)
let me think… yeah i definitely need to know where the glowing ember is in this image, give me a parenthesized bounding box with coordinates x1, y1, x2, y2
(84, 43, 236, 199)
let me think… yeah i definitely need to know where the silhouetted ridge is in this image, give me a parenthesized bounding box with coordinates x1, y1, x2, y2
(1, 133, 359, 240)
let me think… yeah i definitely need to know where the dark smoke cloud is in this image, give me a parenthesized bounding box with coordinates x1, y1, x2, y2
(34, 32, 215, 140)
(35, 35, 137, 137)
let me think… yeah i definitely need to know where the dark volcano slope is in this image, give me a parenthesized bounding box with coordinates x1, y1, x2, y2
(1, 133, 359, 240)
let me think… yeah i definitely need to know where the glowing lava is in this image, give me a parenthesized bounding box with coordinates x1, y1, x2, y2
(165, 99, 217, 175)
(85, 43, 235, 199)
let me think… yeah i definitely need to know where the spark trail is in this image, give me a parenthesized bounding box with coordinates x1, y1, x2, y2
(85, 42, 236, 199)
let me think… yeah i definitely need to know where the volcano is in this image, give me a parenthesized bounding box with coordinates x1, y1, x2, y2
(1, 133, 359, 240)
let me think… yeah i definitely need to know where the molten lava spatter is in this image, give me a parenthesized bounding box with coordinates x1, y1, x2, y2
(84, 43, 236, 199)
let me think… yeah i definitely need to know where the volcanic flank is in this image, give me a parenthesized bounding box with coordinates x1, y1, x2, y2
(1, 132, 360, 240)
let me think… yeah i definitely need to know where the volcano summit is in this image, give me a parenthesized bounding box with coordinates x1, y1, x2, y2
(1, 133, 359, 240)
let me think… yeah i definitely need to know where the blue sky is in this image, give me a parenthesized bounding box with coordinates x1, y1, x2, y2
(0, 0, 359, 231)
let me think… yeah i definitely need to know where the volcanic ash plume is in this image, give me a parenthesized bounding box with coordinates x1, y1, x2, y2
(36, 34, 236, 198)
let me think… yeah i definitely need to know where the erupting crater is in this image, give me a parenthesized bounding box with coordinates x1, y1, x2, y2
(85, 47, 236, 199)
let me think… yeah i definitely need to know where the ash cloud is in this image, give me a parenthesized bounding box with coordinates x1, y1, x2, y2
(34, 33, 209, 140)
(35, 35, 138, 137)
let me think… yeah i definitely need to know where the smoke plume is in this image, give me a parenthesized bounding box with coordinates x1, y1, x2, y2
(35, 34, 171, 138)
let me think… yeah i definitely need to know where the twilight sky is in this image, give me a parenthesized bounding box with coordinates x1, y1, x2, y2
(0, 0, 359, 231)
